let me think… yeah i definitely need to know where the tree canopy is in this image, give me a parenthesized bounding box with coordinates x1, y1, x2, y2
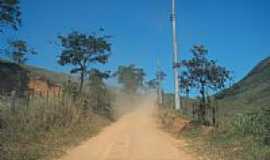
(146, 79, 158, 89)
(180, 45, 230, 94)
(58, 30, 111, 93)
(146, 71, 166, 90)
(180, 44, 231, 123)
(88, 69, 110, 89)
(114, 64, 145, 93)
(6, 40, 37, 64)
(0, 0, 21, 31)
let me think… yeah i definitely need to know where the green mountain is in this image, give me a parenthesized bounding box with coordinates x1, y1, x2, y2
(218, 56, 270, 115)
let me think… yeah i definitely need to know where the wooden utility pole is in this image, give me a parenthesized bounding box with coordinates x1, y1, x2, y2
(170, 0, 181, 110)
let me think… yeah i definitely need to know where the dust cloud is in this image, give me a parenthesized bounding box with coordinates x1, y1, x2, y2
(112, 90, 157, 118)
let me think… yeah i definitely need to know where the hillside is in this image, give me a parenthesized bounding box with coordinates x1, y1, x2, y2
(0, 60, 73, 94)
(25, 64, 73, 84)
(217, 56, 270, 115)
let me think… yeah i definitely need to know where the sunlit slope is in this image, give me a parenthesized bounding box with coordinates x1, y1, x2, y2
(217, 56, 270, 115)
(0, 60, 72, 93)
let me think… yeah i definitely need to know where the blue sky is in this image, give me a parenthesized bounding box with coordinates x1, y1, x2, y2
(4, 0, 270, 92)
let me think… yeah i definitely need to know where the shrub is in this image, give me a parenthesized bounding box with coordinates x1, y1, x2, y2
(230, 109, 270, 143)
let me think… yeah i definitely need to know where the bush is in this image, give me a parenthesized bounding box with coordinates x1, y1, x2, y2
(230, 109, 270, 143)
(207, 108, 270, 160)
(231, 113, 265, 137)
(158, 103, 270, 160)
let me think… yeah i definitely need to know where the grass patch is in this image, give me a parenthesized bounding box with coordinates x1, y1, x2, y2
(0, 94, 112, 160)
(158, 107, 270, 160)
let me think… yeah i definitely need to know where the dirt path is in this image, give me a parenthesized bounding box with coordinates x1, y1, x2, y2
(59, 97, 195, 160)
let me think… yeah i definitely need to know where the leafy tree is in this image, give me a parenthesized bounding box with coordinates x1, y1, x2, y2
(0, 0, 21, 31)
(146, 79, 158, 89)
(88, 69, 112, 118)
(179, 71, 193, 98)
(180, 44, 231, 124)
(156, 70, 166, 87)
(146, 70, 166, 90)
(6, 40, 37, 64)
(156, 70, 166, 105)
(57, 31, 111, 93)
(146, 70, 166, 104)
(88, 69, 110, 90)
(114, 64, 145, 93)
(62, 79, 78, 98)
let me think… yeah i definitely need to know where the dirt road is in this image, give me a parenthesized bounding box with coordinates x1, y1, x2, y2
(59, 97, 195, 160)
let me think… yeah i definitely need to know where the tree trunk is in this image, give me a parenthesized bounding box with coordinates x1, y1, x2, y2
(212, 98, 219, 127)
(10, 90, 17, 113)
(184, 90, 189, 114)
(79, 71, 85, 93)
(192, 103, 196, 120)
(212, 104, 216, 126)
(199, 82, 207, 124)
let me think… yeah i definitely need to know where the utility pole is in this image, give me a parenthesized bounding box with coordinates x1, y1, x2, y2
(157, 59, 163, 105)
(170, 0, 181, 110)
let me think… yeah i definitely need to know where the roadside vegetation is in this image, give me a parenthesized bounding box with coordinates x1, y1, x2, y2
(0, 1, 117, 159)
(178, 106, 270, 160)
(158, 46, 270, 160)
(0, 28, 116, 159)
(0, 23, 147, 160)
(159, 96, 270, 160)
(0, 89, 112, 160)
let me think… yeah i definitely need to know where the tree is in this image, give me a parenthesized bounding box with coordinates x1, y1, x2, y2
(146, 79, 158, 89)
(146, 71, 166, 90)
(156, 70, 166, 88)
(179, 71, 193, 98)
(114, 64, 145, 93)
(0, 0, 21, 31)
(62, 79, 78, 98)
(6, 40, 37, 64)
(156, 70, 166, 105)
(88, 69, 110, 90)
(180, 44, 231, 124)
(58, 31, 111, 93)
(88, 69, 112, 117)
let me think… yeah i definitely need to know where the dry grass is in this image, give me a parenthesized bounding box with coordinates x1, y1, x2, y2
(0, 94, 112, 160)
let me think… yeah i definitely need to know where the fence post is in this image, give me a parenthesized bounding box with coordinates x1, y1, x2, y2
(10, 90, 16, 113)
(26, 90, 30, 108)
(192, 103, 196, 120)
(46, 90, 49, 105)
